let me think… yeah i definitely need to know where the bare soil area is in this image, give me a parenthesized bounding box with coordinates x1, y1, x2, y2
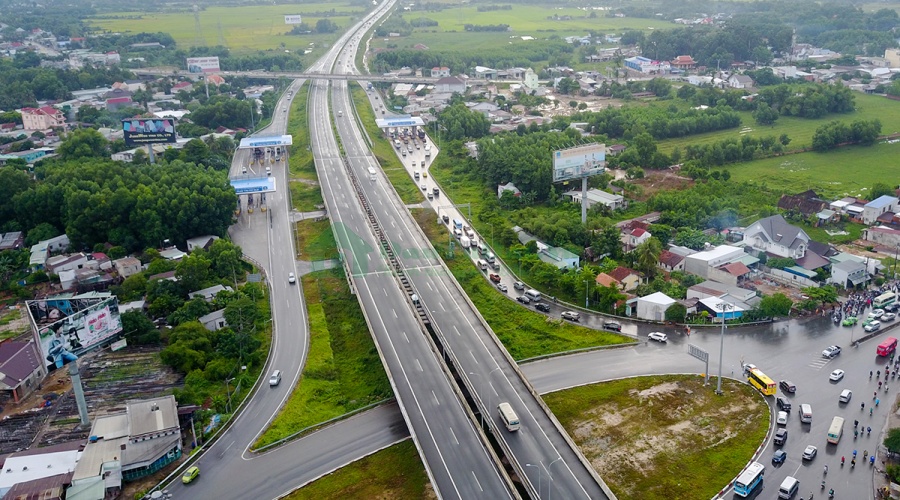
(631, 169, 695, 201)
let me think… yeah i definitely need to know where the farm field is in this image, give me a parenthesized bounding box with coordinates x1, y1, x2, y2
(87, 3, 367, 52)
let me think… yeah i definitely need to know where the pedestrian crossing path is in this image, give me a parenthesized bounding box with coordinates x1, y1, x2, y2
(809, 355, 833, 370)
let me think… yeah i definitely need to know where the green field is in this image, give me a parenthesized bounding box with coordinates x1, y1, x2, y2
(87, 3, 366, 52)
(253, 268, 391, 449)
(295, 219, 339, 261)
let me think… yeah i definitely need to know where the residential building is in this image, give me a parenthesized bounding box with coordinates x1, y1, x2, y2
(430, 66, 451, 78)
(0, 441, 82, 498)
(435, 76, 466, 94)
(0, 340, 43, 404)
(727, 74, 754, 89)
(595, 273, 619, 288)
(863, 225, 900, 249)
(523, 68, 539, 90)
(830, 259, 868, 288)
(159, 247, 186, 261)
(20, 106, 66, 130)
(658, 250, 685, 272)
(199, 309, 228, 331)
(186, 235, 220, 252)
(624, 56, 670, 74)
(862, 195, 898, 225)
(687, 281, 759, 306)
(777, 190, 829, 218)
(742, 214, 810, 259)
(635, 292, 677, 321)
(497, 182, 521, 199)
(607, 144, 626, 156)
(473, 66, 498, 79)
(46, 253, 96, 274)
(189, 284, 234, 302)
(113, 257, 142, 278)
(886, 48, 900, 68)
(622, 227, 651, 252)
(696, 296, 746, 321)
(0, 231, 24, 250)
(563, 189, 625, 211)
(609, 266, 642, 292)
(538, 246, 580, 270)
(683, 245, 746, 279)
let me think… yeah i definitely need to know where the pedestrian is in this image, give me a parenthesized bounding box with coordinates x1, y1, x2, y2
(877, 398, 880, 407)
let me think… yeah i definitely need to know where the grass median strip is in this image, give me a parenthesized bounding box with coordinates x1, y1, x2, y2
(412, 208, 630, 360)
(285, 439, 431, 499)
(294, 219, 338, 261)
(253, 268, 391, 449)
(545, 375, 768, 500)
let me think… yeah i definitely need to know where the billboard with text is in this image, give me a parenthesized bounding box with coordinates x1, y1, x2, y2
(284, 15, 303, 24)
(123, 119, 176, 147)
(186, 56, 221, 73)
(552, 144, 607, 182)
(28, 296, 122, 371)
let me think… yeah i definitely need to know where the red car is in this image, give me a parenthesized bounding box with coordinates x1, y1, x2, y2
(489, 273, 501, 283)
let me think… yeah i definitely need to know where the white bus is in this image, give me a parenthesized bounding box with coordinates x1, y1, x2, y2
(733, 461, 765, 497)
(827, 416, 844, 444)
(875, 292, 897, 309)
(497, 402, 520, 431)
(368, 167, 377, 181)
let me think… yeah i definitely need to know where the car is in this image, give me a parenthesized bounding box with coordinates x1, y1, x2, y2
(772, 449, 787, 465)
(427, 192, 434, 200)
(842, 316, 858, 326)
(603, 321, 622, 332)
(288, 272, 296, 284)
(182, 466, 200, 484)
(561, 311, 580, 322)
(516, 295, 531, 304)
(865, 320, 882, 332)
(870, 309, 886, 319)
(802, 445, 818, 461)
(648, 332, 668, 343)
(422, 170, 427, 177)
(776, 396, 792, 412)
(535, 303, 551, 313)
(885, 303, 900, 313)
(433, 187, 439, 196)
(774, 428, 788, 446)
(777, 411, 788, 425)
(822, 345, 842, 358)
(489, 273, 501, 283)
(779, 380, 797, 393)
(496, 283, 508, 292)
(442, 214, 450, 223)
(421, 184, 427, 191)
(883, 312, 897, 322)
(829, 369, 845, 381)
(742, 363, 758, 373)
(513, 281, 525, 290)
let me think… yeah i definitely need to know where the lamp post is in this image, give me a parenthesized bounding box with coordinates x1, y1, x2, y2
(469, 371, 485, 428)
(546, 456, 563, 500)
(584, 280, 589, 309)
(716, 302, 733, 395)
(225, 377, 236, 413)
(525, 463, 542, 498)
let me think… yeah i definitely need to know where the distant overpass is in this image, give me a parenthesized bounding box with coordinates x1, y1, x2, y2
(132, 68, 516, 85)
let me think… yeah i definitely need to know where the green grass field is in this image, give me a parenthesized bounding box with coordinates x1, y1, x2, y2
(87, 3, 366, 52)
(413, 208, 631, 359)
(295, 219, 339, 261)
(284, 439, 429, 499)
(253, 268, 391, 449)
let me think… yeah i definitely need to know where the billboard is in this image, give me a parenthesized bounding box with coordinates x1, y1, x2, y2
(186, 56, 221, 73)
(552, 143, 607, 182)
(284, 15, 303, 24)
(123, 119, 177, 147)
(28, 296, 122, 371)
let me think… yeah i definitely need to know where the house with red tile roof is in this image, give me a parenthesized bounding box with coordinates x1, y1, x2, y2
(20, 106, 65, 130)
(609, 266, 642, 291)
(657, 250, 685, 272)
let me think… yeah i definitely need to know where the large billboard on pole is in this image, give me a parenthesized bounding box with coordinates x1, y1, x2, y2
(552, 143, 607, 182)
(186, 56, 221, 73)
(284, 15, 303, 24)
(28, 296, 122, 371)
(123, 118, 177, 147)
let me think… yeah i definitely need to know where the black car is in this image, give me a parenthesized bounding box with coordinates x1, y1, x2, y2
(774, 428, 788, 446)
(516, 296, 531, 304)
(776, 396, 792, 412)
(603, 321, 622, 332)
(886, 303, 900, 313)
(534, 303, 551, 312)
(779, 380, 797, 393)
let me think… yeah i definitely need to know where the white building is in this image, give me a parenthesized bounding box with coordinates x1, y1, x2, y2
(435, 76, 466, 94)
(862, 195, 899, 225)
(742, 214, 810, 260)
(635, 292, 677, 321)
(683, 245, 746, 279)
(563, 189, 625, 210)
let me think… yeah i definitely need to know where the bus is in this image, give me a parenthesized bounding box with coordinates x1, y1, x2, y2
(747, 368, 777, 396)
(875, 292, 897, 309)
(733, 461, 765, 497)
(878, 337, 898, 357)
(827, 416, 845, 444)
(497, 402, 520, 432)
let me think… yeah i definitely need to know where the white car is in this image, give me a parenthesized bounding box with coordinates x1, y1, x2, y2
(648, 332, 668, 343)
(822, 345, 841, 358)
(776, 411, 788, 425)
(288, 272, 296, 284)
(883, 312, 897, 322)
(865, 320, 882, 332)
(742, 363, 757, 373)
(829, 369, 845, 381)
(870, 309, 885, 319)
(802, 445, 818, 460)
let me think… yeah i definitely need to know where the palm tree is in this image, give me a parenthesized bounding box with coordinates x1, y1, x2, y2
(633, 237, 663, 277)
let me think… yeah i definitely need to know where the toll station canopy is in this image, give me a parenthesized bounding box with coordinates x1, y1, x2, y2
(231, 177, 276, 194)
(238, 135, 293, 149)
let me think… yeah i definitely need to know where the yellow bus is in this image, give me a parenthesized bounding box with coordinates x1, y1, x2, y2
(747, 368, 777, 396)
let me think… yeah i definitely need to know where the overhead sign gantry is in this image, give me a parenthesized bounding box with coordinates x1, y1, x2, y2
(238, 135, 293, 149)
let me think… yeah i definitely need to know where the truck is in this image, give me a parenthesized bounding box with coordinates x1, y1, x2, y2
(452, 219, 463, 230)
(394, 139, 401, 149)
(417, 128, 425, 139)
(460, 235, 471, 248)
(424, 145, 432, 157)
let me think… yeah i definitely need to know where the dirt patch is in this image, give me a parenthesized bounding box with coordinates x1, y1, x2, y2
(547, 376, 768, 500)
(631, 169, 695, 200)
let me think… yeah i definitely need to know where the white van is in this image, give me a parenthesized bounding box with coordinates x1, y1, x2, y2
(778, 476, 799, 499)
(525, 289, 542, 301)
(839, 389, 852, 403)
(414, 170, 420, 179)
(477, 259, 488, 271)
(269, 370, 282, 387)
(799, 404, 812, 423)
(497, 402, 520, 431)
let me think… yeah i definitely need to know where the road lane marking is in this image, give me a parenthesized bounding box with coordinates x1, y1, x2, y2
(453, 325, 460, 336)
(392, 309, 397, 318)
(432, 391, 440, 405)
(450, 427, 459, 445)
(470, 350, 479, 365)
(416, 358, 423, 371)
(403, 331, 409, 343)
(471, 472, 483, 492)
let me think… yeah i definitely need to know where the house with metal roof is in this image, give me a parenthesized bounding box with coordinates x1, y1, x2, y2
(742, 214, 810, 260)
(862, 195, 899, 225)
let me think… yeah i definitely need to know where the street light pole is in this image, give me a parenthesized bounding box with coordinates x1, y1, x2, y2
(469, 371, 485, 428)
(546, 456, 563, 500)
(716, 302, 733, 395)
(584, 280, 589, 309)
(525, 463, 541, 498)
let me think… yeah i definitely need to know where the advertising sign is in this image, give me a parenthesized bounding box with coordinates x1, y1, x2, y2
(284, 15, 303, 24)
(123, 119, 177, 147)
(28, 296, 122, 371)
(186, 56, 221, 73)
(552, 143, 607, 182)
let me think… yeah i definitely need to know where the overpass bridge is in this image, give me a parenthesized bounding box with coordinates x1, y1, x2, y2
(132, 67, 515, 86)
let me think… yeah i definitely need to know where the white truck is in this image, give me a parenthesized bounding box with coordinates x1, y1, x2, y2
(424, 144, 432, 157)
(459, 235, 471, 249)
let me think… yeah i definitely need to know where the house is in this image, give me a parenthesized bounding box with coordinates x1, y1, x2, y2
(171, 81, 194, 93)
(635, 292, 677, 321)
(0, 231, 24, 250)
(538, 246, 580, 270)
(658, 250, 685, 272)
(683, 245, 749, 281)
(159, 247, 186, 261)
(687, 281, 759, 306)
(777, 190, 828, 218)
(607, 144, 626, 156)
(609, 266, 642, 292)
(106, 96, 134, 112)
(595, 273, 619, 288)
(523, 68, 539, 90)
(696, 296, 746, 321)
(189, 284, 234, 302)
(742, 214, 810, 259)
(473, 66, 498, 79)
(670, 55, 697, 70)
(44, 235, 70, 253)
(624, 56, 670, 73)
(0, 340, 43, 404)
(435, 76, 466, 94)
(20, 106, 66, 130)
(829, 259, 868, 288)
(727, 74, 754, 89)
(206, 74, 225, 86)
(863, 225, 900, 249)
(72, 395, 181, 487)
(497, 182, 521, 199)
(862, 195, 899, 225)
(199, 309, 228, 331)
(45, 253, 96, 274)
(0, 442, 82, 499)
(430, 66, 451, 78)
(186, 235, 220, 252)
(113, 257, 142, 279)
(622, 227, 651, 251)
(564, 189, 625, 211)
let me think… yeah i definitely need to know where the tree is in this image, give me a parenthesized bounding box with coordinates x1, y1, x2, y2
(633, 237, 663, 276)
(595, 283, 626, 313)
(315, 19, 339, 33)
(884, 427, 900, 455)
(872, 182, 895, 199)
(57, 128, 109, 160)
(175, 253, 211, 294)
(753, 102, 779, 126)
(121, 311, 159, 345)
(758, 293, 793, 317)
(665, 303, 687, 322)
(556, 77, 580, 95)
